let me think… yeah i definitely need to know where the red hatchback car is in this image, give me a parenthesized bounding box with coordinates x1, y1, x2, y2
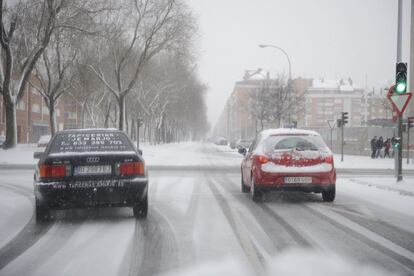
(240, 129, 336, 202)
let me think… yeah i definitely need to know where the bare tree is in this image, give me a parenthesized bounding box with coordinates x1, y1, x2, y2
(0, 0, 109, 148)
(89, 0, 194, 131)
(0, 0, 65, 148)
(30, 32, 77, 135)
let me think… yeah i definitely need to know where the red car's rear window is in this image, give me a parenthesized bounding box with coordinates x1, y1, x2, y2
(261, 135, 329, 153)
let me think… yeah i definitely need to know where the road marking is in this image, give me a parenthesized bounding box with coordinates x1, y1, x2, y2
(307, 203, 414, 262)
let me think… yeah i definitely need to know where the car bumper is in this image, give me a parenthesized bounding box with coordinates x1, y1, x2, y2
(34, 177, 148, 209)
(255, 170, 336, 193)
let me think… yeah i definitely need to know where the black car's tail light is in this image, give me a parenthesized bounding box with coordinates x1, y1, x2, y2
(119, 162, 145, 176)
(39, 164, 67, 178)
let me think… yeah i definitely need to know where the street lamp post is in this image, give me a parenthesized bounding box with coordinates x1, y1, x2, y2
(259, 44, 292, 127)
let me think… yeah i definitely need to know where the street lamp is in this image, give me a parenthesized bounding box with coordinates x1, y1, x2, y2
(259, 44, 293, 127)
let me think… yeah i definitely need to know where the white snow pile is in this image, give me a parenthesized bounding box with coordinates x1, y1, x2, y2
(161, 249, 395, 276)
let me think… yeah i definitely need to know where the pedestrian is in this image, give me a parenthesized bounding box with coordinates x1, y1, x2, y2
(370, 136, 377, 159)
(376, 136, 384, 158)
(384, 138, 391, 158)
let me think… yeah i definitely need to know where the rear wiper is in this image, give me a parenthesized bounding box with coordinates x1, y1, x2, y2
(295, 147, 319, 151)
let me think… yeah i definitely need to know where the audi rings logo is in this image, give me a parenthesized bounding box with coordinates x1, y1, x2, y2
(86, 157, 100, 163)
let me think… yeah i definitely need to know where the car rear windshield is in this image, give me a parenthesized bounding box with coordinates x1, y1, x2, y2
(49, 131, 134, 154)
(260, 135, 329, 153)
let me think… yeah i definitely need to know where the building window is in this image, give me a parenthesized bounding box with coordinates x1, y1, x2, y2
(42, 107, 49, 115)
(32, 104, 40, 113)
(16, 101, 26, 111)
(64, 112, 77, 120)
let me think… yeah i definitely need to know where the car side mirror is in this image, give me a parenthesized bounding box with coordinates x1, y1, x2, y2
(238, 148, 247, 156)
(33, 152, 43, 159)
(138, 149, 143, 156)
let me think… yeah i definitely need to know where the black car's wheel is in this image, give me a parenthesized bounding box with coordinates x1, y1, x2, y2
(241, 170, 250, 193)
(35, 201, 51, 222)
(322, 186, 336, 202)
(251, 176, 263, 202)
(133, 192, 148, 219)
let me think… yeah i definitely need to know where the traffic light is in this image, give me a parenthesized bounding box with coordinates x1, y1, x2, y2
(341, 112, 349, 126)
(395, 62, 407, 94)
(408, 117, 414, 129)
(392, 137, 401, 149)
(337, 118, 342, 128)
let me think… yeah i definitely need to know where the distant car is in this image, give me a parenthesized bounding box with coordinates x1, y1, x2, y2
(214, 136, 228, 145)
(37, 135, 51, 147)
(239, 129, 336, 202)
(33, 129, 148, 221)
(0, 135, 5, 149)
(229, 140, 237, 149)
(236, 139, 251, 150)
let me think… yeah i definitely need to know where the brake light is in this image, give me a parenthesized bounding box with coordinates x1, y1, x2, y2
(39, 164, 67, 178)
(324, 155, 334, 164)
(256, 155, 269, 164)
(120, 162, 145, 176)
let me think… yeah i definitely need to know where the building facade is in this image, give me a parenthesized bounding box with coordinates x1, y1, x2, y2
(0, 84, 67, 143)
(214, 73, 312, 141)
(214, 74, 393, 141)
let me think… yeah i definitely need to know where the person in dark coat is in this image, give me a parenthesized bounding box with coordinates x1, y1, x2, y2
(370, 136, 377, 159)
(376, 136, 384, 158)
(384, 138, 391, 158)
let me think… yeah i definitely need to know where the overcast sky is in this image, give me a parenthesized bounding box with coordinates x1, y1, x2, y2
(187, 0, 412, 128)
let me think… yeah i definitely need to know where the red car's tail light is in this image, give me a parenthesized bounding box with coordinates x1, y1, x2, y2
(120, 162, 145, 176)
(39, 164, 67, 178)
(256, 155, 270, 164)
(324, 155, 334, 164)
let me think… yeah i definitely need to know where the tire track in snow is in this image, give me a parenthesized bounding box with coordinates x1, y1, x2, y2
(214, 175, 314, 250)
(303, 203, 414, 273)
(0, 183, 54, 271)
(206, 176, 266, 276)
(126, 176, 202, 276)
(127, 176, 180, 276)
(129, 208, 179, 276)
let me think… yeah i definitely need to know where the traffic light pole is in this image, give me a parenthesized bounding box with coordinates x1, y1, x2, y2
(396, 0, 403, 181)
(397, 115, 403, 181)
(341, 123, 344, 162)
(407, 124, 410, 164)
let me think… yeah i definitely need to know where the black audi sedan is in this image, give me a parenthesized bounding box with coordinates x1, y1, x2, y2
(33, 129, 148, 221)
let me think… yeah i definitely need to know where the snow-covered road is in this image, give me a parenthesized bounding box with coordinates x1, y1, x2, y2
(1, 143, 414, 276)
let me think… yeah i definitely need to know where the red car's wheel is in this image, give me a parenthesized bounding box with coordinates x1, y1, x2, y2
(322, 185, 335, 202)
(241, 169, 250, 193)
(251, 176, 263, 202)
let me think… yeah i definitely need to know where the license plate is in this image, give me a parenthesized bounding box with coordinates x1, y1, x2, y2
(74, 165, 112, 175)
(284, 177, 312, 184)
